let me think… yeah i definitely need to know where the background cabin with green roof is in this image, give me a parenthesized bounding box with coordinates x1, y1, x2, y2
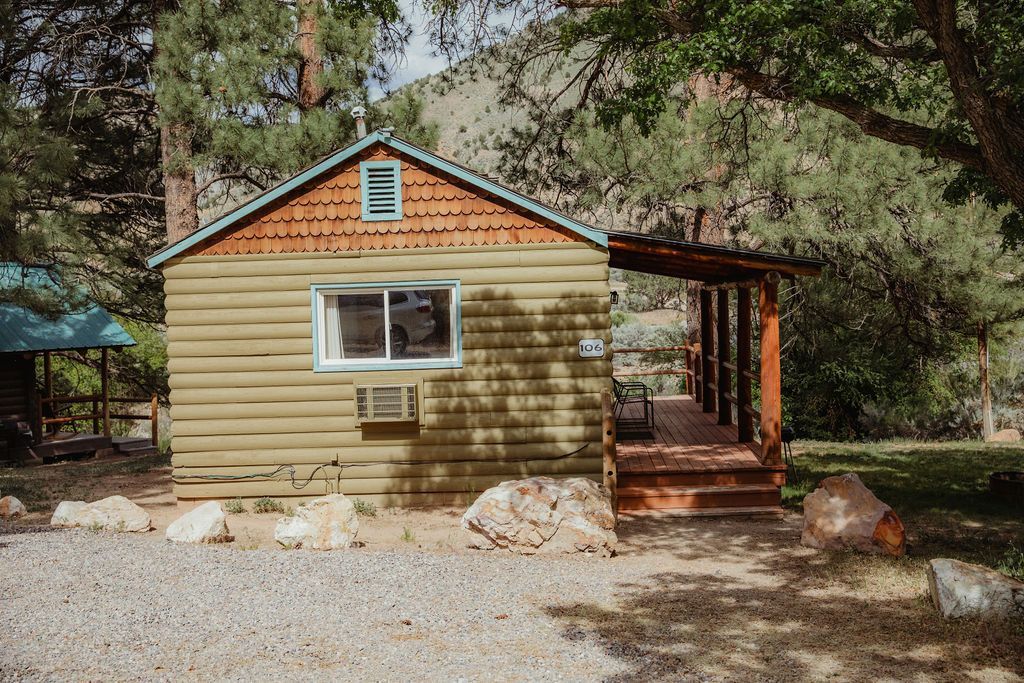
(0, 264, 158, 464)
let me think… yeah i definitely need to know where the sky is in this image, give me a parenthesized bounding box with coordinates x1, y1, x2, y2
(369, 1, 452, 99)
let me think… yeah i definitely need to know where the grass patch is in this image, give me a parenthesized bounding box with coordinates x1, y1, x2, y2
(400, 526, 415, 543)
(252, 497, 285, 514)
(0, 452, 171, 515)
(785, 440, 1024, 568)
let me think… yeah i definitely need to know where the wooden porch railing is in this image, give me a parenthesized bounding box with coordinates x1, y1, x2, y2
(39, 394, 159, 447)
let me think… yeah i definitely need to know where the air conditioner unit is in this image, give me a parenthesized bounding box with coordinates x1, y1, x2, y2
(355, 384, 417, 424)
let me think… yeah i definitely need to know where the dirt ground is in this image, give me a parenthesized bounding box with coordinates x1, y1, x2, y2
(3, 453, 1024, 680)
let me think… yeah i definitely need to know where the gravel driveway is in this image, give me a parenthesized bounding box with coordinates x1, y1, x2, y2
(0, 528, 648, 682)
(3, 520, 1022, 682)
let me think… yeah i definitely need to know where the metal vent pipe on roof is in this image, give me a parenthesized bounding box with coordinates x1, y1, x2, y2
(351, 106, 367, 139)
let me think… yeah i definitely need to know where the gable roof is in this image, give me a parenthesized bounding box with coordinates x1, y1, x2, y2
(147, 130, 608, 268)
(0, 264, 136, 353)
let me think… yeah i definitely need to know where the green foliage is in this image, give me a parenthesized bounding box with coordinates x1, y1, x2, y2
(153, 0, 377, 210)
(376, 89, 441, 148)
(400, 526, 415, 542)
(534, 0, 1024, 241)
(499, 81, 1024, 438)
(224, 498, 246, 514)
(252, 497, 285, 514)
(620, 271, 685, 312)
(610, 310, 637, 327)
(997, 543, 1024, 582)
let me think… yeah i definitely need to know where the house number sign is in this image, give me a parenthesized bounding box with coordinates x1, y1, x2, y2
(578, 338, 606, 358)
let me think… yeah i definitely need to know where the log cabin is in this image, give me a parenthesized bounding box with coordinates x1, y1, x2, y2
(0, 264, 158, 463)
(148, 124, 822, 516)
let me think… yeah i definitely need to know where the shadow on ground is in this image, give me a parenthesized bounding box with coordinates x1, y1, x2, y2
(545, 515, 1024, 682)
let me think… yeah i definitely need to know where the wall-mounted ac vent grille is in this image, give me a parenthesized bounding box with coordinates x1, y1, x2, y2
(360, 161, 402, 221)
(355, 384, 417, 424)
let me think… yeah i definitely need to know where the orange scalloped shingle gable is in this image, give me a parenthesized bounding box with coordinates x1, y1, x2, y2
(192, 145, 577, 256)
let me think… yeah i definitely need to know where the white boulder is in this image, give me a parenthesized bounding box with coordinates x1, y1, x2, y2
(462, 476, 617, 556)
(801, 472, 906, 556)
(927, 558, 1024, 621)
(166, 501, 233, 544)
(50, 495, 151, 532)
(51, 501, 87, 527)
(0, 495, 26, 519)
(274, 494, 358, 550)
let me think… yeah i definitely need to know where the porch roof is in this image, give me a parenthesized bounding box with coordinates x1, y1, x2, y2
(603, 230, 824, 282)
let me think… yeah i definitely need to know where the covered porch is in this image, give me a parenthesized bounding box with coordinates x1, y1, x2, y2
(599, 230, 823, 516)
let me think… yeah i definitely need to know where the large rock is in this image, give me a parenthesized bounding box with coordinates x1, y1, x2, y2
(274, 494, 358, 550)
(986, 428, 1022, 443)
(166, 501, 233, 544)
(927, 558, 1024, 620)
(462, 477, 617, 556)
(51, 501, 87, 526)
(0, 495, 26, 519)
(50, 495, 151, 532)
(801, 473, 905, 556)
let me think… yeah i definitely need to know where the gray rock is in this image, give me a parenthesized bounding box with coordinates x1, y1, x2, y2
(0, 495, 26, 518)
(50, 501, 87, 526)
(801, 472, 906, 556)
(50, 496, 151, 532)
(166, 501, 232, 544)
(927, 558, 1024, 620)
(274, 494, 358, 550)
(986, 428, 1022, 443)
(462, 476, 616, 556)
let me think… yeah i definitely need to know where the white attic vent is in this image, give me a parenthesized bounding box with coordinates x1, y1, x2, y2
(360, 160, 402, 221)
(355, 384, 417, 424)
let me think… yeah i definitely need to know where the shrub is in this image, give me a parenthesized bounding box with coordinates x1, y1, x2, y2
(352, 498, 377, 517)
(252, 497, 285, 514)
(401, 526, 415, 543)
(997, 542, 1024, 581)
(224, 498, 246, 514)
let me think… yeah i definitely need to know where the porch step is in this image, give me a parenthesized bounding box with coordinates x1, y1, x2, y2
(33, 434, 112, 460)
(619, 467, 786, 489)
(616, 483, 782, 513)
(619, 505, 784, 519)
(112, 437, 158, 456)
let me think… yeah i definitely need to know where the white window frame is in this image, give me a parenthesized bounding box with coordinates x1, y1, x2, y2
(311, 280, 462, 372)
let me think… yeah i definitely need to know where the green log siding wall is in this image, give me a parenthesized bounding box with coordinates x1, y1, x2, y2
(164, 242, 612, 505)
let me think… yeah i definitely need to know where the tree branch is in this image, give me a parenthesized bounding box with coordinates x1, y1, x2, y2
(196, 172, 267, 195)
(87, 191, 164, 202)
(728, 68, 986, 172)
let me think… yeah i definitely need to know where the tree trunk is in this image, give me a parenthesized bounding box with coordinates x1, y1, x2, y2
(297, 0, 325, 113)
(160, 121, 199, 244)
(152, 0, 199, 245)
(978, 321, 994, 439)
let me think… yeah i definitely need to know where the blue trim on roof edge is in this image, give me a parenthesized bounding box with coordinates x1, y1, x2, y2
(147, 131, 607, 268)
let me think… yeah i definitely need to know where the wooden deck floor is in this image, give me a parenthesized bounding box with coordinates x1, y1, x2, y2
(616, 395, 765, 474)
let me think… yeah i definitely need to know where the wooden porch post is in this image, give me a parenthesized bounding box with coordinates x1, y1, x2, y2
(100, 347, 111, 437)
(42, 351, 52, 436)
(699, 290, 715, 413)
(736, 288, 754, 442)
(716, 289, 732, 425)
(759, 275, 782, 466)
(693, 343, 703, 404)
(601, 388, 618, 520)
